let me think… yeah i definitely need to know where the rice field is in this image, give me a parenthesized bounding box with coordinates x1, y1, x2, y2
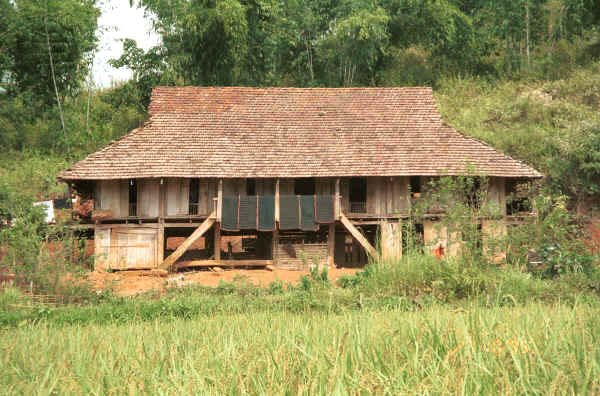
(1, 303, 599, 394)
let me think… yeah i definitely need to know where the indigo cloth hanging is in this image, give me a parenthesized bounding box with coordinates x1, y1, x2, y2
(300, 195, 318, 231)
(221, 196, 239, 231)
(258, 196, 275, 231)
(239, 196, 258, 229)
(315, 195, 335, 223)
(279, 195, 300, 230)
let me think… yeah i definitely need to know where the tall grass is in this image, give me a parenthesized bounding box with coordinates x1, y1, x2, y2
(0, 303, 598, 394)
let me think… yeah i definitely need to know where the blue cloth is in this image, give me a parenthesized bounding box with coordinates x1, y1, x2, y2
(258, 196, 275, 231)
(279, 195, 300, 230)
(300, 195, 318, 231)
(221, 196, 239, 231)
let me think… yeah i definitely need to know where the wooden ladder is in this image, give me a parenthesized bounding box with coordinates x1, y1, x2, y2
(160, 211, 216, 271)
(339, 212, 378, 260)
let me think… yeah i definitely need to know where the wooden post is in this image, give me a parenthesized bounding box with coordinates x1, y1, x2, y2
(335, 178, 340, 219)
(273, 178, 280, 267)
(157, 222, 165, 266)
(217, 179, 223, 222)
(272, 229, 279, 266)
(352, 238, 361, 264)
(158, 178, 166, 218)
(328, 222, 335, 267)
(214, 221, 221, 260)
(275, 178, 280, 222)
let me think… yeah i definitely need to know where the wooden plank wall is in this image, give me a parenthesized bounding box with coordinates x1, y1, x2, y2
(197, 179, 217, 215)
(95, 177, 416, 219)
(166, 178, 190, 216)
(94, 227, 111, 271)
(138, 180, 160, 217)
(94, 226, 159, 270)
(96, 180, 121, 216)
(365, 177, 409, 216)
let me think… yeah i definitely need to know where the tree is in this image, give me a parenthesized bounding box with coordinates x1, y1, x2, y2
(321, 4, 390, 86)
(386, 0, 481, 76)
(0, 0, 15, 84)
(109, 39, 177, 110)
(133, 0, 250, 86)
(5, 0, 99, 104)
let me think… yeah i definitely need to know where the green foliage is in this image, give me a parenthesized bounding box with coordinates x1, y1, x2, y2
(2, 0, 99, 104)
(108, 39, 177, 110)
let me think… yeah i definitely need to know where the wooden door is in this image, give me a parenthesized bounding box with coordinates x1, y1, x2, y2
(111, 228, 158, 269)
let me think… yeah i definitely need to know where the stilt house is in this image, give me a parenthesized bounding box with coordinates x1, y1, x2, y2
(59, 87, 542, 271)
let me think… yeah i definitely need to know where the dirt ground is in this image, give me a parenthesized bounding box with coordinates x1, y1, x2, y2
(88, 267, 358, 296)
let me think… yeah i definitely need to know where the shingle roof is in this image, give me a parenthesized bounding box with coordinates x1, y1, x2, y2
(59, 87, 542, 180)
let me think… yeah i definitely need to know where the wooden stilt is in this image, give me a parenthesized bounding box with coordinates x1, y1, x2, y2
(328, 222, 335, 267)
(214, 221, 221, 261)
(272, 229, 279, 266)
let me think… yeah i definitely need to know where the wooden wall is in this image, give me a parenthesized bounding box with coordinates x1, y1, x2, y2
(138, 180, 159, 217)
(94, 226, 160, 270)
(96, 178, 218, 218)
(95, 180, 128, 217)
(166, 178, 189, 216)
(366, 177, 410, 216)
(93, 176, 506, 220)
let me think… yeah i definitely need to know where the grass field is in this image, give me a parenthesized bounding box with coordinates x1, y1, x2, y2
(1, 302, 599, 394)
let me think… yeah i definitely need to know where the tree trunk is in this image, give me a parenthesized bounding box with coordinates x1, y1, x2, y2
(44, 13, 67, 152)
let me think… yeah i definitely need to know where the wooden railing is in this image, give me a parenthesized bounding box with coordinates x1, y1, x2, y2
(349, 201, 367, 214)
(128, 203, 137, 217)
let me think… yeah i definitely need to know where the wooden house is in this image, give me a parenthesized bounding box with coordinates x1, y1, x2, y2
(58, 87, 542, 271)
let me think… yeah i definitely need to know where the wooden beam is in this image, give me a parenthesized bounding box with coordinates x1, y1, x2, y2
(176, 259, 273, 269)
(214, 221, 221, 260)
(275, 178, 280, 222)
(157, 222, 165, 265)
(217, 179, 223, 221)
(272, 229, 279, 267)
(339, 212, 377, 260)
(335, 178, 340, 219)
(159, 211, 216, 270)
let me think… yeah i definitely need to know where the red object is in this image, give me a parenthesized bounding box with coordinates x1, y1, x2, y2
(434, 245, 445, 259)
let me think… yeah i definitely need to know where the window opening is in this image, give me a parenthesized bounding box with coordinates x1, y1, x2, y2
(128, 179, 137, 217)
(189, 179, 200, 215)
(247, 178, 256, 196)
(349, 177, 367, 213)
(294, 178, 315, 195)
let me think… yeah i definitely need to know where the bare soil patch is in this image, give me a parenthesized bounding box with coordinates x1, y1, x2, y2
(89, 267, 358, 296)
